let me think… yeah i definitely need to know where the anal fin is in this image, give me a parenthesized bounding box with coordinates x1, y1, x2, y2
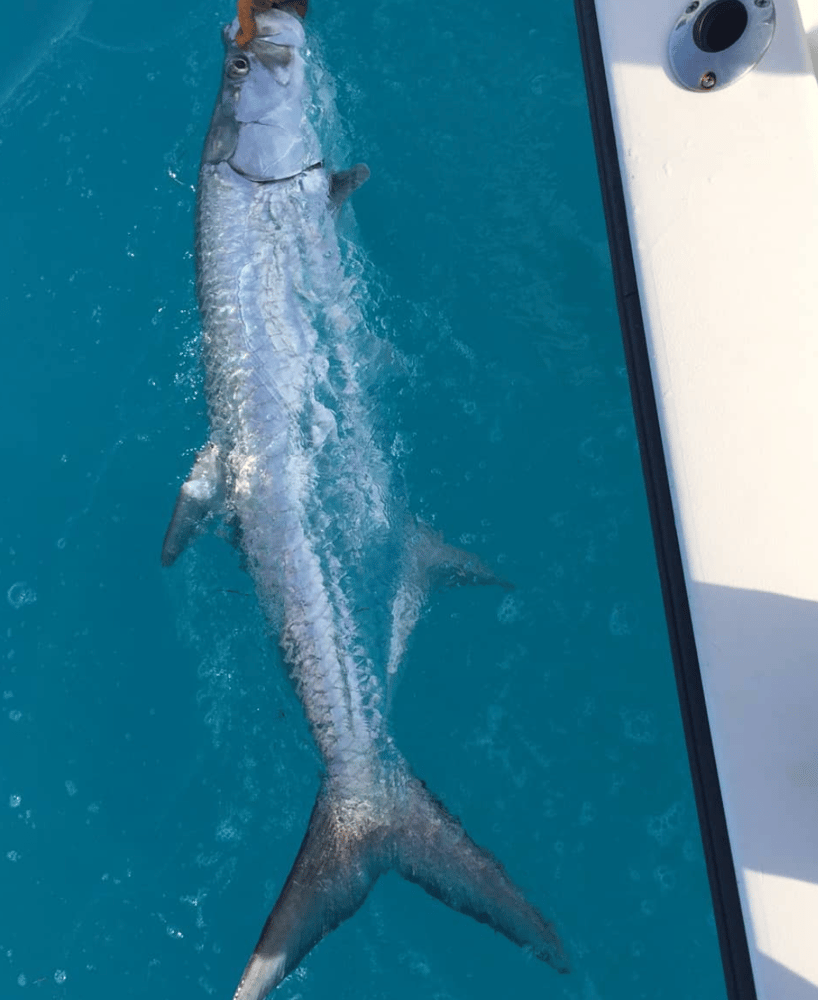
(386, 521, 512, 681)
(329, 163, 370, 207)
(161, 442, 226, 567)
(409, 520, 514, 591)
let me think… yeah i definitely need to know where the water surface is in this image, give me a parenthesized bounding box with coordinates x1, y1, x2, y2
(0, 1, 725, 997)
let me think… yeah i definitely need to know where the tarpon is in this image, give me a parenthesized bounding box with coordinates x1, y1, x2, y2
(162, 4, 569, 997)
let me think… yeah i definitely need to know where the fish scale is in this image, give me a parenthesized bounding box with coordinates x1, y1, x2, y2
(198, 155, 390, 772)
(161, 7, 569, 998)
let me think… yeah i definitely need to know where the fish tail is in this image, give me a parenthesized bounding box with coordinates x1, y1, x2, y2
(395, 774, 569, 973)
(231, 771, 568, 999)
(230, 783, 383, 1000)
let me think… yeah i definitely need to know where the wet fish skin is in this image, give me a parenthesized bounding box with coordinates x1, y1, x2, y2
(162, 9, 569, 998)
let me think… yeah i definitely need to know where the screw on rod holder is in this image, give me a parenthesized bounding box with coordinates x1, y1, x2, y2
(669, 0, 775, 92)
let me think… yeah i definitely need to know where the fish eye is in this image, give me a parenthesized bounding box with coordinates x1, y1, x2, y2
(227, 55, 250, 78)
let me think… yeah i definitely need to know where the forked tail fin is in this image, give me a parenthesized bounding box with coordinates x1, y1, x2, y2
(395, 776, 569, 970)
(231, 773, 569, 999)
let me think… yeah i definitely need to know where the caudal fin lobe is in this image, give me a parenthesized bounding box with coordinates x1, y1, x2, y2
(231, 774, 568, 999)
(397, 775, 570, 973)
(231, 786, 387, 1000)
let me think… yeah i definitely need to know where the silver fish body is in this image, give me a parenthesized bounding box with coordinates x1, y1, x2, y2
(197, 158, 395, 781)
(162, 9, 568, 998)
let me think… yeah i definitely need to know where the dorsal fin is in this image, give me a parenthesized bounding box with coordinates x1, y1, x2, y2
(161, 443, 226, 567)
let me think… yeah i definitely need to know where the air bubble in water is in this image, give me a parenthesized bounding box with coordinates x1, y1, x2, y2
(6, 584, 36, 610)
(497, 594, 522, 624)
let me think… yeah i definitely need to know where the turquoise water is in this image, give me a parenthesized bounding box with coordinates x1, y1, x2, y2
(1, 1, 726, 997)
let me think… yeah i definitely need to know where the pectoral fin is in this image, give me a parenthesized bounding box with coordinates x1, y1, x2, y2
(161, 443, 226, 567)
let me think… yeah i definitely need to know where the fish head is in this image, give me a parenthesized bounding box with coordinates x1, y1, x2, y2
(202, 8, 320, 182)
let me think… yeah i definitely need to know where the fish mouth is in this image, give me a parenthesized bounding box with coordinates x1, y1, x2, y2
(235, 9, 304, 50)
(253, 0, 307, 19)
(235, 1, 307, 48)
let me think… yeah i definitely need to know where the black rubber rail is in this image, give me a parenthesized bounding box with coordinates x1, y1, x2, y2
(571, 3, 758, 998)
